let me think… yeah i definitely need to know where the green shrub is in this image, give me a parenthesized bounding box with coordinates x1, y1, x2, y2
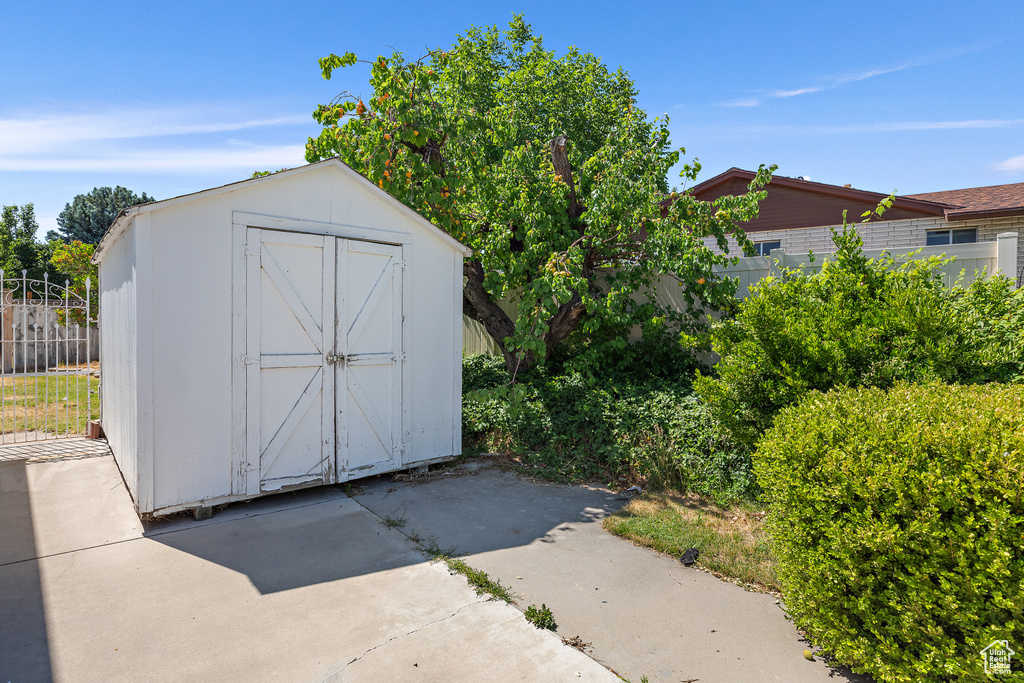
(461, 354, 756, 501)
(950, 275, 1024, 382)
(548, 319, 703, 382)
(695, 221, 1023, 446)
(755, 383, 1024, 682)
(463, 353, 511, 392)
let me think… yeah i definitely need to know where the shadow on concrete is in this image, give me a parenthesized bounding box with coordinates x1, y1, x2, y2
(353, 463, 627, 556)
(137, 462, 623, 596)
(0, 459, 53, 682)
(142, 489, 428, 595)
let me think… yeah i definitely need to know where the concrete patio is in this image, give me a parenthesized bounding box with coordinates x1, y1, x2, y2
(0, 441, 614, 683)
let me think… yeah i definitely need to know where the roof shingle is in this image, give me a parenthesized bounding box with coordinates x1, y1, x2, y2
(906, 182, 1024, 219)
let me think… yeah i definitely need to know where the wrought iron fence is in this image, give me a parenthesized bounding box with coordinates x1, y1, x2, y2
(0, 271, 98, 443)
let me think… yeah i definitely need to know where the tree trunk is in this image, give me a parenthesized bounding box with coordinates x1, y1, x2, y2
(462, 260, 531, 373)
(465, 132, 593, 371)
(542, 294, 586, 354)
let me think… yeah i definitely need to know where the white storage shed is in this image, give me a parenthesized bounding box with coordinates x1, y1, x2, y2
(93, 159, 471, 517)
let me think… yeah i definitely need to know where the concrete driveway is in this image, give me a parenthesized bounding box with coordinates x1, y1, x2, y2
(0, 442, 615, 683)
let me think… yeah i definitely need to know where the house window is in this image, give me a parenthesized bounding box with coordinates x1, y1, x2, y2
(926, 228, 977, 246)
(753, 240, 781, 256)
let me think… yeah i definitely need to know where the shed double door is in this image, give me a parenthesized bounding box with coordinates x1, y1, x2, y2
(243, 228, 403, 494)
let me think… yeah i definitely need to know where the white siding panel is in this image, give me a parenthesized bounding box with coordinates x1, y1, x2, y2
(452, 249, 463, 457)
(148, 199, 234, 509)
(134, 214, 155, 512)
(405, 233, 458, 460)
(99, 222, 138, 502)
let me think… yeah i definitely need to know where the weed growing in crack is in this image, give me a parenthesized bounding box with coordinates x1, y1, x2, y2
(408, 534, 513, 605)
(525, 604, 556, 630)
(445, 558, 516, 604)
(419, 536, 459, 560)
(342, 482, 365, 497)
(381, 509, 407, 529)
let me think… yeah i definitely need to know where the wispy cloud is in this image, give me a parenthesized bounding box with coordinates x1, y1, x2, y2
(690, 118, 1024, 141)
(0, 108, 310, 155)
(0, 106, 313, 173)
(772, 87, 822, 99)
(0, 145, 307, 173)
(721, 98, 761, 108)
(868, 119, 1024, 132)
(721, 42, 999, 107)
(993, 154, 1024, 173)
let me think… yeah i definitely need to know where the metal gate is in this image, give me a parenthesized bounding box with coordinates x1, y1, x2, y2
(0, 271, 98, 443)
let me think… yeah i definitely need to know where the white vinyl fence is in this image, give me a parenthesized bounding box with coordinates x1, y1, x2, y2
(716, 233, 1018, 298)
(463, 233, 1020, 355)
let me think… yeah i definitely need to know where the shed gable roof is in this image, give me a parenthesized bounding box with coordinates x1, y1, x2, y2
(93, 158, 471, 263)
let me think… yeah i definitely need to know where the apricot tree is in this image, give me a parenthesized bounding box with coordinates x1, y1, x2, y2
(307, 15, 771, 371)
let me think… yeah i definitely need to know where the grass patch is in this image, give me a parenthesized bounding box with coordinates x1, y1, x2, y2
(0, 374, 100, 436)
(603, 492, 779, 593)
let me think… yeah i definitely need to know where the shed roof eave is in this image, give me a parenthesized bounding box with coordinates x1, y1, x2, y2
(92, 158, 473, 264)
(328, 161, 472, 257)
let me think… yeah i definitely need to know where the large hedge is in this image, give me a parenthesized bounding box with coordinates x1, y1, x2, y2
(755, 383, 1024, 681)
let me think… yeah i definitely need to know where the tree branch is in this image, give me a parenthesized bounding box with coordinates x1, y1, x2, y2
(550, 136, 583, 220)
(542, 293, 586, 351)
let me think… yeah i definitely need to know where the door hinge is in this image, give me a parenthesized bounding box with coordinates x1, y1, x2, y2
(243, 244, 261, 258)
(243, 355, 260, 366)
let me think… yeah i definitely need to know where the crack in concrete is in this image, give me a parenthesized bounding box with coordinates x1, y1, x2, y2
(55, 548, 78, 579)
(327, 600, 481, 678)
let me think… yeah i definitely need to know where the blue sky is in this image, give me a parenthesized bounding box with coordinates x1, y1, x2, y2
(2, 0, 1022, 238)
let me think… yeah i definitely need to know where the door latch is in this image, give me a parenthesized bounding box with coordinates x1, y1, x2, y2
(326, 353, 346, 364)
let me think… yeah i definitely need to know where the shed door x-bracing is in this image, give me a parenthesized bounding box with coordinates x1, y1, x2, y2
(243, 228, 403, 495)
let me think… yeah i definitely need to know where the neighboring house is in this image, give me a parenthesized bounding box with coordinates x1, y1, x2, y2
(690, 168, 1024, 285)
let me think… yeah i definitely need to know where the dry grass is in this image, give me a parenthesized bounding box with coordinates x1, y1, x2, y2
(0, 375, 100, 436)
(603, 491, 780, 593)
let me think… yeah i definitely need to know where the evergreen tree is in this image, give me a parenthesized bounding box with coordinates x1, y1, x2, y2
(50, 186, 154, 243)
